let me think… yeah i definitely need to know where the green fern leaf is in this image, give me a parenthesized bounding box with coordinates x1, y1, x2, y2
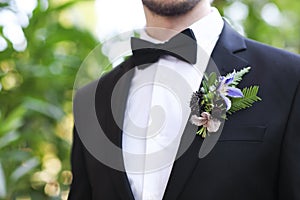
(228, 86, 261, 114)
(226, 66, 251, 86)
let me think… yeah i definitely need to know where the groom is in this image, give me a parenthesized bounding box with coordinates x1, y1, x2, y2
(69, 0, 300, 199)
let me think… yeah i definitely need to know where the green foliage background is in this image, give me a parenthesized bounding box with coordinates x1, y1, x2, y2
(0, 0, 299, 199)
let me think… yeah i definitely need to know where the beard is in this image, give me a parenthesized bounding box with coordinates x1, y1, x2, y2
(142, 0, 201, 16)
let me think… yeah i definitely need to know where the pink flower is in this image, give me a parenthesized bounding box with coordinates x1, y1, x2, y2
(190, 112, 221, 133)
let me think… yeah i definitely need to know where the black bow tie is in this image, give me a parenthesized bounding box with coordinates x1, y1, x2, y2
(131, 28, 197, 69)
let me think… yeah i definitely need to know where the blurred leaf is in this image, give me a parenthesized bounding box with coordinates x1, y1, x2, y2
(0, 131, 20, 149)
(1, 150, 31, 164)
(0, 2, 9, 8)
(0, 163, 6, 198)
(0, 106, 25, 135)
(10, 157, 39, 182)
(23, 97, 64, 120)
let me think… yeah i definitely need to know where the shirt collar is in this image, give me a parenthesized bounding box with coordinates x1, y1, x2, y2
(140, 7, 224, 45)
(189, 7, 224, 49)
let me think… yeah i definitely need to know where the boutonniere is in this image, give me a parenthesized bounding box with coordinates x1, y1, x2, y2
(190, 67, 261, 138)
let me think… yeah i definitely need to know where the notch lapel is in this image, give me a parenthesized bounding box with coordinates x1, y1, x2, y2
(162, 21, 250, 200)
(212, 21, 249, 74)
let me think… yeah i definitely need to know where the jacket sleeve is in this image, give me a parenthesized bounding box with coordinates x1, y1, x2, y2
(68, 127, 92, 200)
(278, 81, 300, 199)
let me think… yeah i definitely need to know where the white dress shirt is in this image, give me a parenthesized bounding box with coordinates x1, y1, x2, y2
(122, 7, 224, 200)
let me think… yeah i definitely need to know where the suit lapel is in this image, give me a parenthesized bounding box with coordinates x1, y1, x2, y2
(111, 60, 136, 200)
(95, 57, 136, 200)
(212, 21, 249, 74)
(162, 21, 250, 200)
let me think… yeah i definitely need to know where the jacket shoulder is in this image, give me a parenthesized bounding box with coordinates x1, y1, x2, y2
(75, 57, 134, 95)
(244, 38, 300, 76)
(245, 38, 300, 65)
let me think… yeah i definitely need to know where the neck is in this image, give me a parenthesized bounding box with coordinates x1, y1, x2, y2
(143, 0, 211, 41)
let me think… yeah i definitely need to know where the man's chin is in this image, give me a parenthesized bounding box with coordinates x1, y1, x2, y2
(142, 0, 201, 17)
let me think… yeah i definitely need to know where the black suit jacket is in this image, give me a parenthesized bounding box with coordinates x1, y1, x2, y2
(68, 22, 300, 200)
